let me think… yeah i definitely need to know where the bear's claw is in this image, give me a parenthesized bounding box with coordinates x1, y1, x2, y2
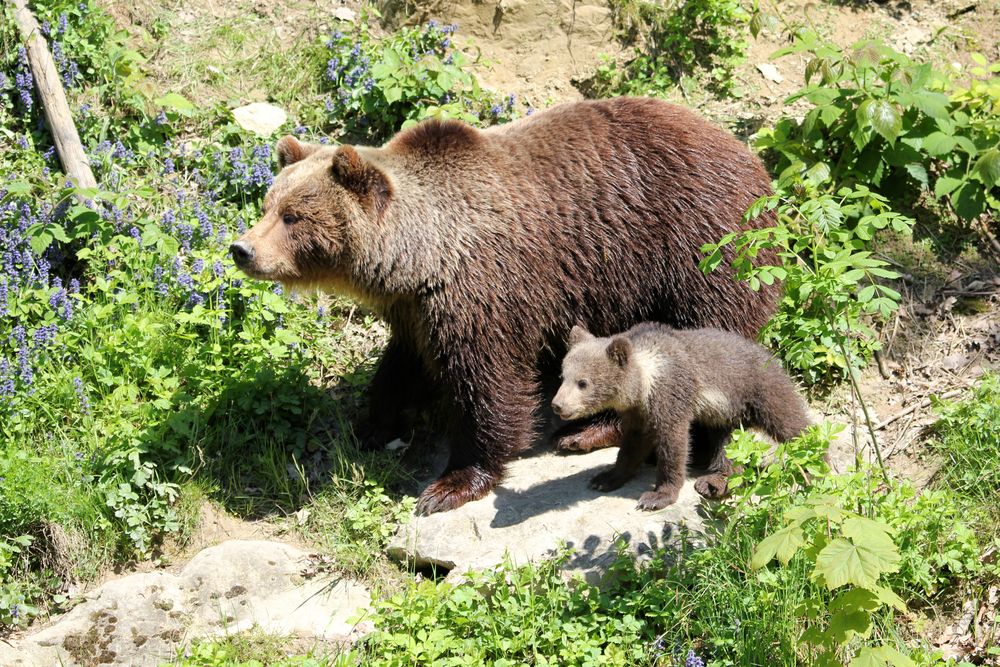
(553, 415, 623, 453)
(694, 474, 730, 500)
(636, 488, 679, 511)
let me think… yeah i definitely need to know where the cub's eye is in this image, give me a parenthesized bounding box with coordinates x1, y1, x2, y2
(577, 379, 589, 390)
(281, 212, 299, 225)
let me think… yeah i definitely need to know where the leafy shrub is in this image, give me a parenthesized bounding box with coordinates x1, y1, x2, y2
(757, 31, 1000, 225)
(701, 178, 913, 384)
(590, 0, 751, 97)
(321, 17, 517, 144)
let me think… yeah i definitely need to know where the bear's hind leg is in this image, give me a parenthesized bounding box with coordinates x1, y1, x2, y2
(748, 373, 811, 443)
(364, 334, 433, 449)
(691, 424, 734, 500)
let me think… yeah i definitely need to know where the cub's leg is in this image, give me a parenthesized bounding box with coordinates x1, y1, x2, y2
(691, 424, 734, 500)
(553, 411, 623, 453)
(589, 417, 649, 492)
(637, 419, 691, 510)
(748, 370, 811, 443)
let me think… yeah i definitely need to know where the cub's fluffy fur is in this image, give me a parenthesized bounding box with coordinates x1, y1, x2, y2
(554, 323, 810, 509)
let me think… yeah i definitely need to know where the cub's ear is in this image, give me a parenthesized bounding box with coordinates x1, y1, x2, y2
(276, 135, 320, 169)
(568, 324, 594, 346)
(331, 146, 393, 215)
(606, 337, 631, 367)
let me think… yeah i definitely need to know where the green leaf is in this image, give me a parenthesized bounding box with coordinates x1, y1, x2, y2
(753, 524, 805, 568)
(952, 181, 987, 220)
(908, 90, 951, 119)
(29, 232, 52, 255)
(155, 92, 194, 115)
(384, 85, 403, 104)
(857, 99, 902, 144)
(921, 131, 957, 157)
(828, 606, 872, 644)
(934, 176, 963, 199)
(904, 163, 928, 187)
(814, 535, 899, 590)
(974, 149, 1000, 187)
(851, 647, 916, 667)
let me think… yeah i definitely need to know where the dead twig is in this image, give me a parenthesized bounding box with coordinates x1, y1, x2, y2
(11, 0, 96, 188)
(873, 388, 964, 431)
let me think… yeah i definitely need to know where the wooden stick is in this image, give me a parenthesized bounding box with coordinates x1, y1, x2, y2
(873, 388, 964, 431)
(11, 0, 97, 189)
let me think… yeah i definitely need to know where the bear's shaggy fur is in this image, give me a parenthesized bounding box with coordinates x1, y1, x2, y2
(231, 97, 780, 514)
(553, 323, 811, 509)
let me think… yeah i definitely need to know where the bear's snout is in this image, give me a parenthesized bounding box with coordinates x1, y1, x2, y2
(229, 241, 255, 267)
(551, 397, 569, 419)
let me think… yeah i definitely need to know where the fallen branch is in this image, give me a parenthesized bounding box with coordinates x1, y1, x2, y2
(11, 0, 96, 189)
(873, 388, 964, 431)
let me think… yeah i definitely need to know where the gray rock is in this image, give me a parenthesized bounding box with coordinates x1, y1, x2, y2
(388, 447, 708, 585)
(2, 540, 371, 667)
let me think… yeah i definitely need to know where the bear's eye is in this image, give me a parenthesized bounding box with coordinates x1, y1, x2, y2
(577, 379, 589, 390)
(282, 212, 299, 225)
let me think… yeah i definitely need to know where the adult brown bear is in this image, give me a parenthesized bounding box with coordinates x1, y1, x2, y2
(230, 96, 779, 515)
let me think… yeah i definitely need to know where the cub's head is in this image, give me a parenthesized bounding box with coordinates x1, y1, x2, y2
(229, 135, 392, 291)
(552, 325, 634, 420)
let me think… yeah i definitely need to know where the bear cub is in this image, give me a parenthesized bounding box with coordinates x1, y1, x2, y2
(553, 323, 811, 510)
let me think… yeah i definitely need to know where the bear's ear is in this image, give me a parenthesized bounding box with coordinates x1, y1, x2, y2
(568, 324, 594, 346)
(331, 146, 393, 214)
(606, 337, 632, 367)
(276, 135, 320, 169)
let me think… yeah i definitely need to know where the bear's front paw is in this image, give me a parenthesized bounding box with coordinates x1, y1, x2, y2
(553, 420, 622, 454)
(694, 473, 730, 500)
(589, 469, 630, 492)
(416, 467, 498, 515)
(636, 487, 680, 510)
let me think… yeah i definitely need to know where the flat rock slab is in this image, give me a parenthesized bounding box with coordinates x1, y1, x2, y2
(2, 540, 371, 667)
(388, 447, 707, 585)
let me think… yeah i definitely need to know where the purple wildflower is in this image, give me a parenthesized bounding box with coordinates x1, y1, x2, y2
(685, 651, 705, 667)
(192, 258, 205, 274)
(196, 207, 212, 239)
(73, 377, 90, 413)
(212, 260, 225, 278)
(163, 157, 175, 174)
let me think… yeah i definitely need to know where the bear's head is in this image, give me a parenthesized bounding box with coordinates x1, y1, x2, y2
(229, 135, 392, 293)
(552, 325, 634, 420)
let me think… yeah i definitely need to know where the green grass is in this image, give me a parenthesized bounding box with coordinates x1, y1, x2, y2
(929, 375, 1000, 526)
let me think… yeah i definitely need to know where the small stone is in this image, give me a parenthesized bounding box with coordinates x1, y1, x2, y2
(756, 63, 784, 83)
(232, 103, 288, 137)
(333, 7, 357, 22)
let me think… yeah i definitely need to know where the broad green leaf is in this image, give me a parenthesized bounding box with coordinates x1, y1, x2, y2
(29, 232, 53, 255)
(871, 584, 907, 612)
(383, 85, 403, 104)
(934, 176, 963, 199)
(974, 149, 1000, 187)
(904, 163, 928, 186)
(3, 181, 31, 195)
(828, 606, 872, 644)
(842, 515, 897, 539)
(382, 46, 403, 70)
(155, 92, 194, 115)
(921, 131, 957, 157)
(752, 524, 805, 568)
(908, 90, 951, 119)
(952, 181, 987, 220)
(857, 99, 902, 144)
(851, 647, 917, 667)
(814, 536, 899, 590)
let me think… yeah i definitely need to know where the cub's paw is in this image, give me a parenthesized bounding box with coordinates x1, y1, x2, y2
(694, 473, 730, 500)
(415, 467, 498, 516)
(636, 488, 679, 511)
(589, 469, 630, 492)
(553, 419, 622, 454)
